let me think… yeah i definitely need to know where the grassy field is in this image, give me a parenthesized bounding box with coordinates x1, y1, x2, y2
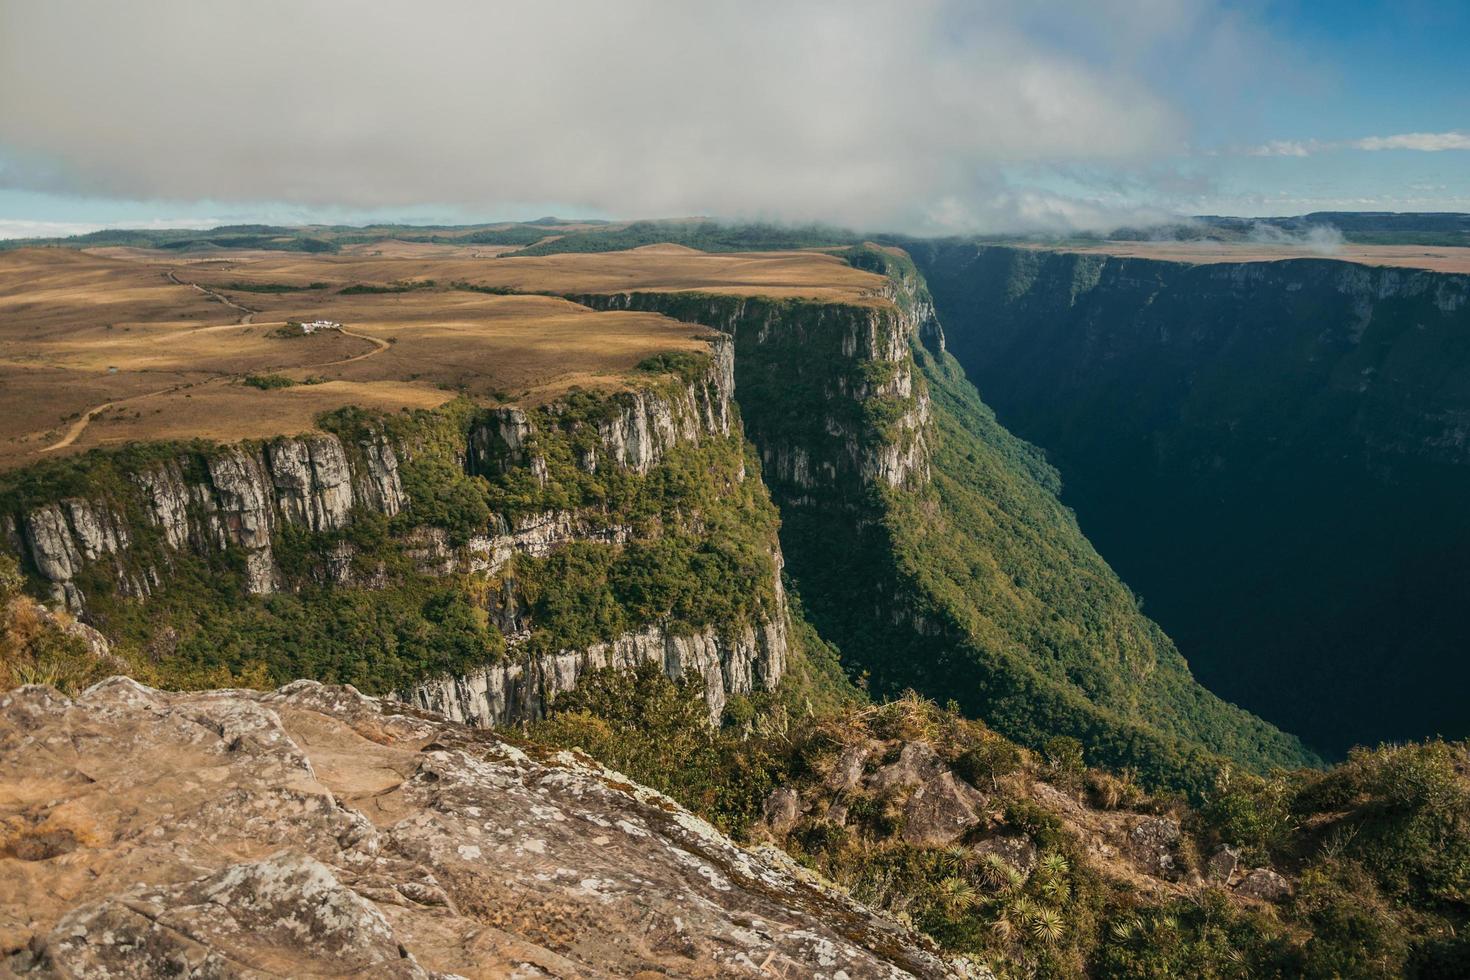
(90, 241, 886, 300)
(0, 243, 883, 469)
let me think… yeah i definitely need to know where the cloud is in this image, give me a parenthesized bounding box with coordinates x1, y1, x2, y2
(1353, 132, 1470, 152)
(1247, 131, 1470, 156)
(1246, 221, 1344, 255)
(0, 0, 1239, 232)
(1247, 140, 1317, 158)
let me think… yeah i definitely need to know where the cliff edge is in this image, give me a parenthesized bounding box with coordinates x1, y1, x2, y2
(0, 677, 963, 978)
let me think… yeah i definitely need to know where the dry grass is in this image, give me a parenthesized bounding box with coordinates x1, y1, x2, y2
(335, 239, 527, 259)
(4, 245, 846, 468)
(1015, 240, 1470, 274)
(0, 241, 891, 468)
(100, 241, 889, 302)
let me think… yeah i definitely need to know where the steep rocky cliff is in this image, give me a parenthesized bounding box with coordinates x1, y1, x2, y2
(572, 250, 1313, 790)
(0, 340, 792, 726)
(907, 241, 1470, 754)
(576, 290, 934, 499)
(9, 429, 406, 608)
(412, 597, 788, 727)
(0, 676, 960, 978)
(2, 252, 1312, 788)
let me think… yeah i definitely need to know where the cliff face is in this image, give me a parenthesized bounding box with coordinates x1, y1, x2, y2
(412, 610, 788, 727)
(0, 340, 790, 727)
(907, 241, 1470, 754)
(575, 292, 934, 499)
(0, 676, 957, 978)
(8, 339, 740, 614)
(575, 255, 1313, 789)
(9, 430, 406, 608)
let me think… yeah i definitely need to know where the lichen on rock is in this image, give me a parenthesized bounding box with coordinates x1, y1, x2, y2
(0, 677, 956, 978)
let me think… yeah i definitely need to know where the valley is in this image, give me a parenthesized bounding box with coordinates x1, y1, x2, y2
(4, 2, 1466, 973)
(3, 228, 1468, 977)
(908, 240, 1470, 756)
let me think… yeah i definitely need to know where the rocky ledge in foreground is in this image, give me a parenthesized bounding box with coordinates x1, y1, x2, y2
(0, 678, 964, 979)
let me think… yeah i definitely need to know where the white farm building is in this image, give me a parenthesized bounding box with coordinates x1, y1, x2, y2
(298, 319, 342, 334)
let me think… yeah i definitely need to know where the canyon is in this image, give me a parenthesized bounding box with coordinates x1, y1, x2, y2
(3, 224, 1469, 976)
(908, 241, 1470, 755)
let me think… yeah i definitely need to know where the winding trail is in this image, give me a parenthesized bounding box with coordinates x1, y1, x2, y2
(166, 270, 256, 323)
(335, 327, 391, 363)
(44, 401, 120, 452)
(36, 273, 391, 454)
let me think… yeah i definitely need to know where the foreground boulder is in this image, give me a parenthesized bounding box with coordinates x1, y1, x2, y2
(0, 678, 957, 978)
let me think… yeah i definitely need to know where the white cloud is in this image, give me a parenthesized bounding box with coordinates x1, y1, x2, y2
(1247, 131, 1470, 156)
(1248, 140, 1318, 157)
(1245, 221, 1344, 255)
(1352, 132, 1470, 152)
(0, 0, 1228, 232)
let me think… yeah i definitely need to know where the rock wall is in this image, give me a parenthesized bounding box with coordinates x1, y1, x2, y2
(411, 574, 789, 727)
(573, 293, 932, 498)
(467, 335, 736, 480)
(5, 343, 739, 616)
(11, 429, 405, 610)
(3, 342, 788, 729)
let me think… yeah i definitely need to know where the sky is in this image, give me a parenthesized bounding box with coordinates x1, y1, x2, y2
(0, 0, 1466, 237)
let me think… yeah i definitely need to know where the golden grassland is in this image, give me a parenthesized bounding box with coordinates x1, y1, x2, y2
(92, 241, 887, 300)
(0, 243, 885, 469)
(1017, 240, 1470, 274)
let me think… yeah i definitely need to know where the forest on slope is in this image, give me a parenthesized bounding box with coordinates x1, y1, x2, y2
(586, 252, 1314, 793)
(907, 241, 1470, 757)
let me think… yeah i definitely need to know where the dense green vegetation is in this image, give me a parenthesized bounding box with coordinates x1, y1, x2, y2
(576, 278, 1313, 793)
(880, 345, 1313, 790)
(338, 279, 436, 294)
(908, 240, 1470, 756)
(450, 280, 523, 295)
(0, 359, 794, 698)
(521, 666, 1470, 979)
(218, 281, 331, 293)
(242, 373, 296, 390)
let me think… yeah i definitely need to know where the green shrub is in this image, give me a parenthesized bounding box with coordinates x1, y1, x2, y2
(242, 373, 295, 390)
(1203, 766, 1296, 864)
(524, 662, 788, 836)
(955, 737, 1025, 791)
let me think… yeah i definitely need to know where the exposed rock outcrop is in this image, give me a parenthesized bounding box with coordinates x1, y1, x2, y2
(1126, 815, 1184, 880)
(572, 293, 932, 498)
(403, 509, 635, 580)
(764, 787, 804, 835)
(0, 677, 956, 978)
(902, 773, 988, 847)
(13, 427, 406, 611)
(409, 608, 789, 727)
(1235, 867, 1293, 902)
(5, 347, 739, 617)
(971, 835, 1039, 877)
